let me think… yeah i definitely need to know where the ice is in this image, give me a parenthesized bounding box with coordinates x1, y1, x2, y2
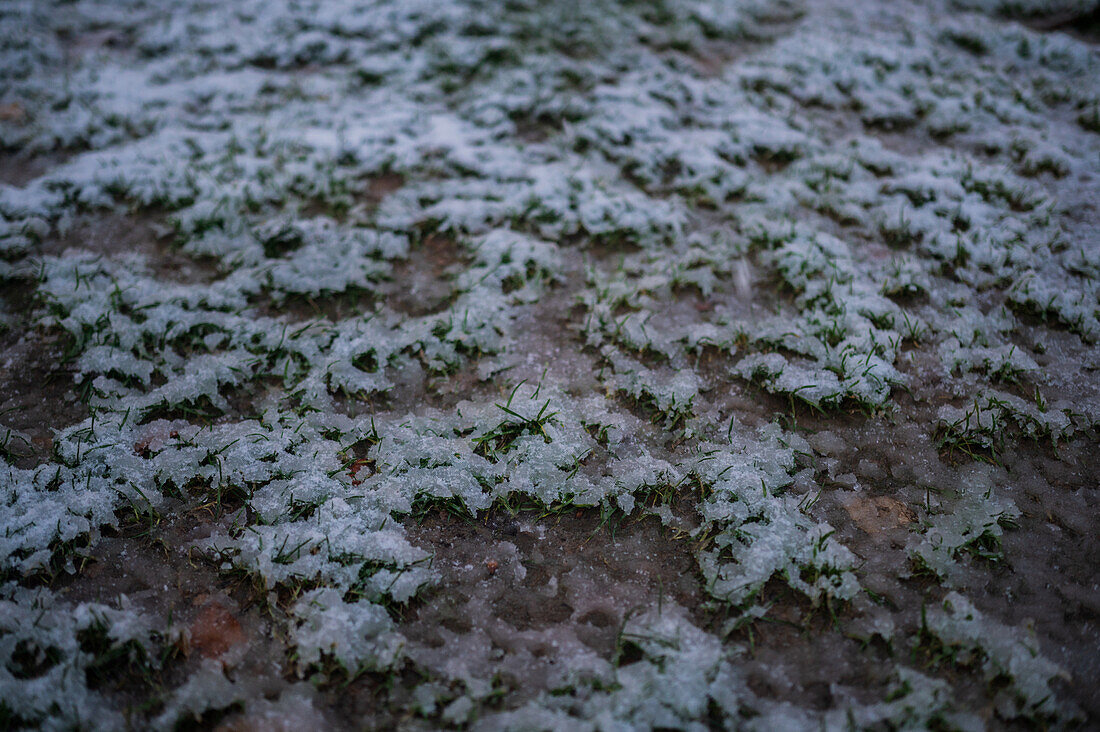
(923, 591, 1080, 721)
(907, 464, 1021, 585)
(1, 0, 1097, 724)
(290, 588, 405, 672)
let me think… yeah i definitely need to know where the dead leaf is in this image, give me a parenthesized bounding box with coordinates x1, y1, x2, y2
(0, 103, 25, 122)
(189, 601, 246, 658)
(842, 495, 916, 535)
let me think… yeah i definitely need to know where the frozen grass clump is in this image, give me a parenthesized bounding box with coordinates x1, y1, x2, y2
(482, 606, 747, 731)
(0, 212, 50, 258)
(290, 588, 405, 675)
(193, 384, 679, 641)
(604, 349, 702, 430)
(921, 592, 1080, 722)
(31, 224, 567, 416)
(0, 585, 174, 731)
(739, 229, 908, 410)
(579, 238, 741, 360)
(485, 610, 979, 731)
(0, 423, 31, 461)
(827, 667, 983, 732)
(439, 229, 563, 357)
(261, 222, 407, 301)
(1008, 269, 1100, 343)
(745, 665, 984, 731)
(936, 389, 1085, 461)
(1, 461, 122, 576)
(692, 422, 859, 608)
(937, 307, 1040, 383)
(151, 659, 246, 731)
(735, 352, 845, 410)
(907, 465, 1020, 584)
(181, 411, 437, 605)
(0, 411, 182, 576)
(367, 383, 642, 511)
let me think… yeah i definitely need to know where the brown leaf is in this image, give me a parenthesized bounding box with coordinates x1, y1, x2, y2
(189, 601, 246, 658)
(0, 103, 25, 122)
(842, 495, 916, 535)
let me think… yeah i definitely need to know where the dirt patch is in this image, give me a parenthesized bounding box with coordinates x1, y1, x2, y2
(254, 289, 378, 324)
(0, 150, 66, 187)
(389, 505, 706, 709)
(1022, 5, 1100, 44)
(363, 172, 405, 207)
(45, 507, 301, 722)
(840, 494, 917, 535)
(511, 114, 561, 143)
(56, 24, 142, 61)
(785, 406, 1100, 720)
(488, 261, 598, 393)
(0, 275, 87, 465)
(46, 210, 216, 285)
(677, 41, 753, 78)
(986, 440, 1100, 719)
(189, 600, 249, 659)
(384, 234, 461, 317)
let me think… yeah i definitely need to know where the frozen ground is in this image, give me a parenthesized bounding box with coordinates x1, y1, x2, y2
(1, 0, 1099, 728)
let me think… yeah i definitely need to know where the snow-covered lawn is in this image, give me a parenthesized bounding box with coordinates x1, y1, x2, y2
(1, 0, 1098, 727)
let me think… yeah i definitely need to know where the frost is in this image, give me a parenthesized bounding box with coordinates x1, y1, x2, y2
(1, 0, 1097, 724)
(693, 422, 860, 607)
(152, 659, 246, 731)
(485, 606, 980, 732)
(482, 606, 748, 731)
(922, 592, 1080, 722)
(290, 588, 405, 673)
(936, 388, 1084, 459)
(0, 585, 172, 731)
(907, 465, 1020, 585)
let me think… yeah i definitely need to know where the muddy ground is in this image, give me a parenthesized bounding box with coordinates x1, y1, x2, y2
(4, 212, 1099, 728)
(2, 0, 1100, 729)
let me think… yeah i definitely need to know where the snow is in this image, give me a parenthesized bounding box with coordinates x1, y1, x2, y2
(1, 0, 1097, 725)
